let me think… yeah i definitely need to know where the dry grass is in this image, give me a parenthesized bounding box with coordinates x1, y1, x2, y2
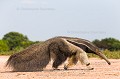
(88, 50, 120, 59)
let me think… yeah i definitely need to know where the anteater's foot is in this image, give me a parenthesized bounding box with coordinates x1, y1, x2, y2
(88, 67, 94, 70)
(86, 63, 94, 70)
(64, 65, 68, 70)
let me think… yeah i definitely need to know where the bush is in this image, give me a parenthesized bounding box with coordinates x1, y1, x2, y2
(2, 32, 31, 50)
(93, 38, 120, 51)
(0, 40, 9, 52)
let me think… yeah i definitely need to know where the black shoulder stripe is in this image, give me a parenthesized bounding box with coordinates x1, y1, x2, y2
(66, 40, 94, 52)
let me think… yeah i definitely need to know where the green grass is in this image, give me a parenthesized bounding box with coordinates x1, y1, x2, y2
(0, 51, 16, 55)
(103, 50, 120, 59)
(88, 50, 120, 59)
(0, 48, 24, 55)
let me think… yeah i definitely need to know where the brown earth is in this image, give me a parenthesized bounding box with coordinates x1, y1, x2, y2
(0, 56, 120, 79)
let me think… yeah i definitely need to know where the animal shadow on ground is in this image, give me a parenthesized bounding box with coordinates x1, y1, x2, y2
(0, 68, 94, 73)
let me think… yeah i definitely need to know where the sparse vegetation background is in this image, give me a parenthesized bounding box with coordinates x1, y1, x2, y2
(0, 32, 39, 55)
(0, 31, 120, 59)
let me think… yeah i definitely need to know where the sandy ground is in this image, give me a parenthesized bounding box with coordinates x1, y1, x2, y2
(0, 56, 120, 79)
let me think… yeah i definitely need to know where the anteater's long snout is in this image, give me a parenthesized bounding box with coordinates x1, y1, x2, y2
(97, 52, 111, 65)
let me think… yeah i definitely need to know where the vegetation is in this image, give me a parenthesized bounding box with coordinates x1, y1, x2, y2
(0, 32, 38, 55)
(2, 32, 34, 50)
(93, 38, 120, 51)
(88, 50, 120, 59)
(0, 49, 23, 55)
(0, 40, 9, 52)
(89, 38, 120, 59)
(0, 31, 120, 59)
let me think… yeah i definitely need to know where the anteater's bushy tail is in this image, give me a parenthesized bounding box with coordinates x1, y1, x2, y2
(6, 43, 50, 72)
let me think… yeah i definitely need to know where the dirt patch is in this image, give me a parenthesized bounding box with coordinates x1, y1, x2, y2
(0, 56, 120, 79)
